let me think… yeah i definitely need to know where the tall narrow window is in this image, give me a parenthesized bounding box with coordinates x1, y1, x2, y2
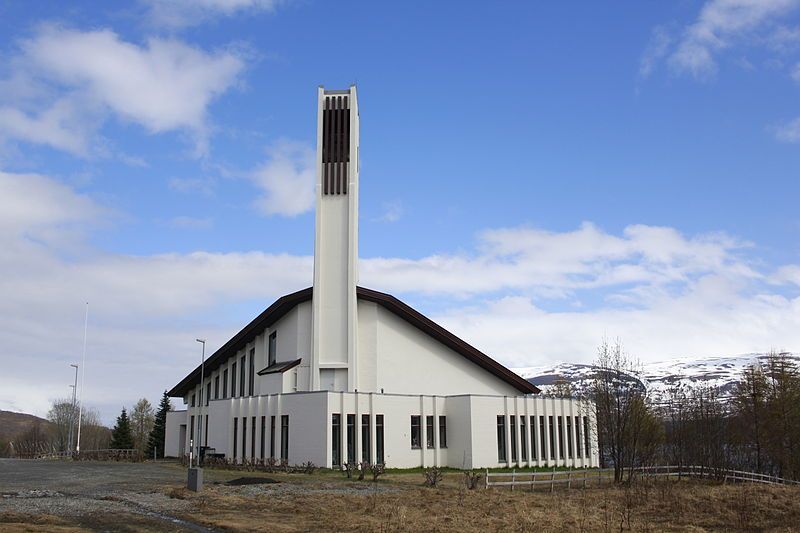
(251, 416, 256, 458)
(497, 416, 507, 462)
(223, 369, 228, 398)
(214, 376, 220, 399)
(204, 415, 208, 446)
(361, 415, 371, 463)
(248, 348, 255, 396)
(206, 382, 211, 406)
(575, 416, 582, 459)
(242, 417, 247, 459)
(239, 355, 246, 397)
(539, 416, 546, 461)
(557, 417, 564, 460)
(260, 416, 266, 459)
(232, 418, 238, 459)
(426, 416, 435, 449)
(410, 415, 421, 449)
(231, 363, 237, 398)
(520, 416, 527, 461)
(510, 415, 517, 462)
(346, 414, 356, 463)
(530, 416, 537, 460)
(584, 417, 591, 457)
(270, 416, 276, 459)
(376, 415, 384, 464)
(190, 415, 195, 442)
(438, 416, 447, 449)
(280, 415, 289, 462)
(268, 332, 277, 366)
(191, 394, 196, 407)
(566, 416, 573, 459)
(548, 416, 555, 460)
(332, 414, 341, 466)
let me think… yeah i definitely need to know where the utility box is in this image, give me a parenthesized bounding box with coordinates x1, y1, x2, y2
(187, 467, 203, 492)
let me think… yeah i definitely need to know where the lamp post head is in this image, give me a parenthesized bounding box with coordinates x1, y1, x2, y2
(196, 339, 206, 344)
(70, 364, 78, 368)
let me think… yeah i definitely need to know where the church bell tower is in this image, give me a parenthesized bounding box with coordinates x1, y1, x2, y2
(310, 86, 360, 391)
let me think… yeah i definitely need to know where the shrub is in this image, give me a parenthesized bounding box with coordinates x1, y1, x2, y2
(423, 466, 443, 487)
(463, 470, 481, 490)
(369, 463, 386, 481)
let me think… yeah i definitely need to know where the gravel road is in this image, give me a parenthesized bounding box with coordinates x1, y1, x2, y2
(0, 459, 215, 531)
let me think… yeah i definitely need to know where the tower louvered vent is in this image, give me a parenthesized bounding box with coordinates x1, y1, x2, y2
(322, 95, 350, 195)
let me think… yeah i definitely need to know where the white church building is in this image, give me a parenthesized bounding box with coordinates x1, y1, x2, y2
(165, 86, 599, 470)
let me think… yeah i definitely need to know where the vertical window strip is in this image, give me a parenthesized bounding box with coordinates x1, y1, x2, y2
(232, 418, 237, 460)
(332, 414, 341, 466)
(510, 416, 517, 462)
(260, 416, 266, 459)
(280, 415, 289, 462)
(410, 415, 421, 449)
(346, 414, 356, 463)
(520, 416, 527, 461)
(426, 416, 435, 449)
(242, 417, 247, 460)
(270, 416, 275, 459)
(376, 415, 385, 464)
(438, 416, 447, 449)
(497, 415, 507, 462)
(361, 414, 371, 463)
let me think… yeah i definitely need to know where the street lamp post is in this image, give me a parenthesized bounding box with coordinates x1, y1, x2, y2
(68, 364, 78, 453)
(188, 338, 206, 492)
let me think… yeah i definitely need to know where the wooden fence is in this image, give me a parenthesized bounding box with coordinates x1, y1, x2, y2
(485, 465, 800, 492)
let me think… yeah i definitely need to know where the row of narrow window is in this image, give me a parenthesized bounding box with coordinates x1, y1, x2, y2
(229, 415, 289, 462)
(410, 415, 447, 450)
(190, 331, 277, 407)
(497, 415, 590, 463)
(332, 414, 385, 466)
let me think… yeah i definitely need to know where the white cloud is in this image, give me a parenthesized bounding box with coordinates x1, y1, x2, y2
(169, 177, 216, 196)
(666, 0, 800, 78)
(774, 116, 800, 142)
(169, 216, 213, 229)
(142, 0, 286, 29)
(377, 200, 403, 223)
(791, 62, 800, 81)
(0, 171, 796, 421)
(0, 26, 245, 156)
(639, 26, 673, 79)
(251, 140, 316, 217)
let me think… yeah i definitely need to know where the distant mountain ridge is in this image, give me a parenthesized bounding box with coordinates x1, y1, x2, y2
(0, 410, 52, 442)
(513, 352, 800, 402)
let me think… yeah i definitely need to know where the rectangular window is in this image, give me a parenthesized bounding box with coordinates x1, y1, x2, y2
(191, 394, 196, 407)
(260, 416, 266, 459)
(242, 417, 247, 459)
(206, 382, 211, 406)
(497, 415, 507, 462)
(548, 416, 555, 460)
(566, 416, 573, 459)
(204, 415, 208, 446)
(584, 417, 591, 457)
(251, 416, 256, 458)
(239, 356, 246, 397)
(539, 416, 546, 461)
(361, 415, 371, 463)
(438, 416, 447, 448)
(530, 416, 537, 460)
(520, 416, 527, 461)
(214, 376, 220, 399)
(270, 416, 276, 459)
(346, 414, 356, 463)
(575, 416, 582, 459)
(268, 332, 277, 366)
(248, 348, 255, 396)
(232, 418, 238, 459)
(557, 417, 564, 460)
(426, 415, 435, 449)
(223, 369, 228, 398)
(231, 363, 237, 398)
(332, 414, 341, 466)
(510, 415, 517, 462)
(280, 415, 289, 461)
(410, 415, 421, 449)
(376, 415, 384, 464)
(190, 415, 195, 442)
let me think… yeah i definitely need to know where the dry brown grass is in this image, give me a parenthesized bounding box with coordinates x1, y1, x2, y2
(0, 512, 85, 532)
(168, 474, 800, 532)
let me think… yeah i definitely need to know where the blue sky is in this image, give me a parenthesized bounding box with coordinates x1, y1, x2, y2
(0, 0, 799, 422)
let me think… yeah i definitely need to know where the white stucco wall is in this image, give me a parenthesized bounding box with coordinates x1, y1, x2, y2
(164, 410, 186, 458)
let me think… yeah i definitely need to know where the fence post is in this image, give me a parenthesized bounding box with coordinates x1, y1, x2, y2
(485, 468, 489, 490)
(531, 471, 535, 492)
(511, 469, 515, 492)
(583, 469, 587, 489)
(567, 471, 572, 490)
(551, 467, 556, 493)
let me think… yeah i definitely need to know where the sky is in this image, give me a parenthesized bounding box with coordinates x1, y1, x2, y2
(0, 0, 799, 424)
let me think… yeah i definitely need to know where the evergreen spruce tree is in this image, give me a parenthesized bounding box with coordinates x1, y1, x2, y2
(110, 407, 134, 449)
(146, 391, 172, 459)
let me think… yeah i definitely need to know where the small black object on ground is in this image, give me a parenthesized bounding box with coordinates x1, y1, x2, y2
(225, 477, 279, 486)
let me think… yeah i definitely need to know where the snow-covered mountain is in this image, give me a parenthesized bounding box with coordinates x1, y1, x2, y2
(513, 352, 800, 403)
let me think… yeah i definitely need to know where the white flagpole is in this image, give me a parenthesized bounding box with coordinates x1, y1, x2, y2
(76, 302, 88, 453)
